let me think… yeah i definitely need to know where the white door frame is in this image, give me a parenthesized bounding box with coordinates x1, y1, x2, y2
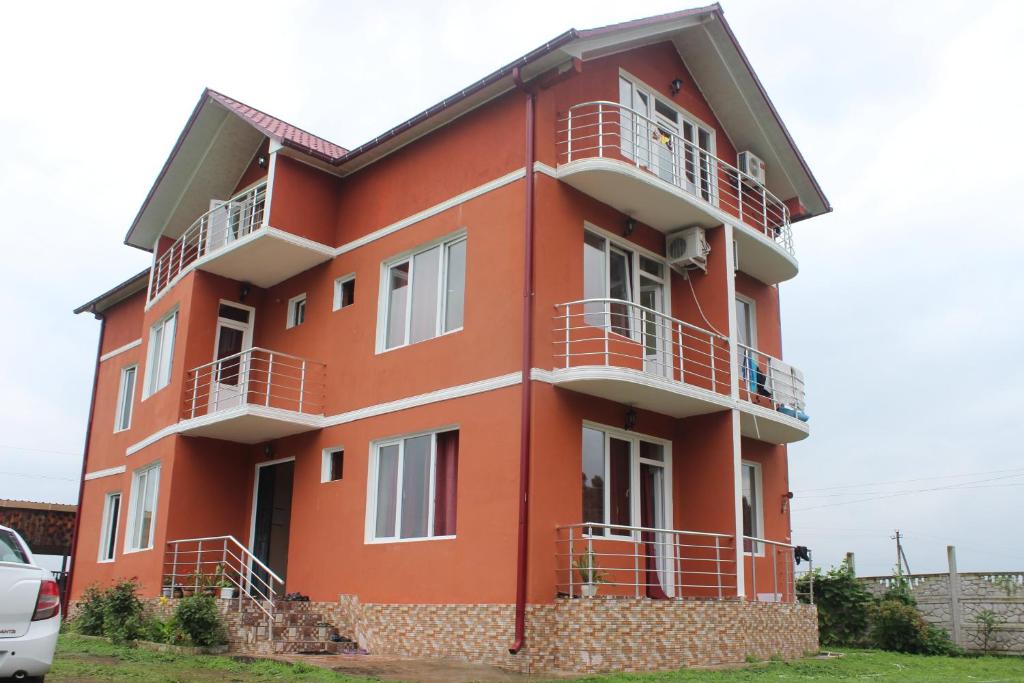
(210, 301, 255, 412)
(245, 456, 296, 594)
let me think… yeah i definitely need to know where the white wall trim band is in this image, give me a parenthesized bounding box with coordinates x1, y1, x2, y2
(99, 339, 142, 363)
(333, 168, 526, 257)
(84, 465, 127, 481)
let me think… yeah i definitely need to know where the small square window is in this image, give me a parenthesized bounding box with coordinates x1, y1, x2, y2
(287, 294, 307, 329)
(321, 448, 344, 483)
(333, 276, 355, 311)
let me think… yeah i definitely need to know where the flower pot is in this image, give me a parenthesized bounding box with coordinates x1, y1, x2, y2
(220, 586, 236, 599)
(581, 583, 599, 598)
(161, 587, 173, 598)
(203, 587, 216, 597)
(173, 587, 184, 599)
(182, 588, 195, 597)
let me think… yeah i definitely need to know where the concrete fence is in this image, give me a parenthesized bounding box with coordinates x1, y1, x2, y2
(858, 547, 1024, 655)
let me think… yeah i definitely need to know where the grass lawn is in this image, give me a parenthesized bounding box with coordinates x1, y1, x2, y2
(51, 634, 375, 681)
(580, 650, 1024, 682)
(50, 634, 1024, 682)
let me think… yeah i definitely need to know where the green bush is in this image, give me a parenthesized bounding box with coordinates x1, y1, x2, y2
(797, 560, 873, 647)
(100, 578, 146, 643)
(73, 584, 107, 636)
(169, 595, 226, 647)
(870, 598, 961, 656)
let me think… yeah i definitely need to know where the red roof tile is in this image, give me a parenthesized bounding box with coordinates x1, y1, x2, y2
(206, 89, 347, 162)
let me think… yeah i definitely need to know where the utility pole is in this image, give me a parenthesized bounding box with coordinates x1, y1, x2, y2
(892, 530, 911, 576)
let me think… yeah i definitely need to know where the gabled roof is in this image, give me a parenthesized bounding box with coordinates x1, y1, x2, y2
(74, 269, 149, 316)
(205, 90, 347, 162)
(124, 3, 829, 251)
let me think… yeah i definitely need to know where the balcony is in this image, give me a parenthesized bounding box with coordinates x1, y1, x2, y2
(179, 347, 325, 443)
(147, 182, 333, 304)
(556, 102, 797, 285)
(551, 299, 733, 418)
(737, 344, 809, 444)
(551, 300, 809, 443)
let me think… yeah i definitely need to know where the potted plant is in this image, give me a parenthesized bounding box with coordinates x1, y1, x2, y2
(573, 550, 605, 598)
(181, 571, 199, 597)
(216, 564, 236, 599)
(161, 575, 174, 599)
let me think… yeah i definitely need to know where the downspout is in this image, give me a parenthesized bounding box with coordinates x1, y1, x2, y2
(509, 66, 536, 656)
(65, 311, 107, 617)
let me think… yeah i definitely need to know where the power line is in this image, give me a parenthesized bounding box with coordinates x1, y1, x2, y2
(0, 444, 81, 457)
(796, 474, 1024, 498)
(793, 466, 1024, 494)
(0, 471, 78, 482)
(793, 473, 1024, 511)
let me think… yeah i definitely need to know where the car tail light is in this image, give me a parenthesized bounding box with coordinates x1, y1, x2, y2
(32, 579, 61, 621)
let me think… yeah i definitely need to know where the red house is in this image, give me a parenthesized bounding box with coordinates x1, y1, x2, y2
(70, 4, 829, 673)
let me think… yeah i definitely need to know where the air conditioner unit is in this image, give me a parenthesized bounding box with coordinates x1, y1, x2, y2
(666, 226, 709, 273)
(737, 150, 766, 185)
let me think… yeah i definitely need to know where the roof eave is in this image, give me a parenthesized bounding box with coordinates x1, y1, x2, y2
(74, 269, 150, 317)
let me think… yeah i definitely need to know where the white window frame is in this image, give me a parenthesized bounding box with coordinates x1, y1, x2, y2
(333, 274, 356, 311)
(124, 462, 161, 554)
(741, 459, 765, 556)
(97, 491, 121, 563)
(735, 294, 758, 349)
(321, 446, 345, 483)
(580, 421, 673, 539)
(143, 309, 178, 399)
(583, 224, 673, 338)
(114, 365, 137, 432)
(287, 293, 307, 329)
(365, 426, 458, 543)
(376, 231, 467, 353)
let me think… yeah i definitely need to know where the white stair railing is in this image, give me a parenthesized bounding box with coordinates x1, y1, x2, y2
(163, 535, 283, 641)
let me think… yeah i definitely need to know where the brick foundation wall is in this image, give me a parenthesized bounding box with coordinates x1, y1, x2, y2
(70, 596, 818, 673)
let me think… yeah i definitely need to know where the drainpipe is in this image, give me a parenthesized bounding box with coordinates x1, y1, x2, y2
(509, 66, 536, 656)
(65, 311, 107, 617)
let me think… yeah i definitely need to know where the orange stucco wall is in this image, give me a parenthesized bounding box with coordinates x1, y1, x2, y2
(71, 40, 798, 608)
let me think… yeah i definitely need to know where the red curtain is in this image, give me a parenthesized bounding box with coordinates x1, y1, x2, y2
(641, 464, 669, 600)
(433, 431, 459, 536)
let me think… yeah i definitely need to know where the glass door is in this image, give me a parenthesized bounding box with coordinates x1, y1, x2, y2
(209, 303, 253, 412)
(639, 442, 672, 598)
(652, 99, 680, 185)
(639, 257, 668, 377)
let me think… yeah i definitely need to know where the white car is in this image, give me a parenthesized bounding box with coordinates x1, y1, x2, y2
(0, 524, 60, 681)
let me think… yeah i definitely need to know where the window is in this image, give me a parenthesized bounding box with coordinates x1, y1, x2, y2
(333, 275, 356, 311)
(115, 365, 137, 432)
(144, 310, 177, 397)
(370, 429, 458, 541)
(321, 448, 344, 483)
(98, 492, 121, 562)
(741, 461, 763, 553)
(287, 294, 307, 328)
(735, 296, 756, 348)
(0, 528, 28, 564)
(381, 236, 466, 350)
(581, 424, 668, 537)
(125, 463, 160, 552)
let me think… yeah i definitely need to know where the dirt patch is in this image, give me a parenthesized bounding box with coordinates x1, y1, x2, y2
(280, 653, 555, 682)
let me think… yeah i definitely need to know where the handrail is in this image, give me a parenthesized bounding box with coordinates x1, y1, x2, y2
(165, 535, 282, 584)
(148, 182, 267, 302)
(742, 535, 813, 605)
(185, 347, 317, 375)
(736, 343, 807, 415)
(558, 522, 732, 540)
(554, 298, 732, 396)
(556, 298, 729, 342)
(558, 101, 793, 253)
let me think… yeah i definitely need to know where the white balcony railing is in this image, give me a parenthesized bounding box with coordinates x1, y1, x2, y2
(148, 182, 267, 301)
(557, 523, 738, 600)
(182, 347, 326, 421)
(554, 298, 732, 396)
(558, 101, 793, 253)
(163, 535, 283, 640)
(738, 344, 807, 421)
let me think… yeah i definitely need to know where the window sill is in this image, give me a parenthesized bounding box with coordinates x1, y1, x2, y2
(365, 534, 456, 545)
(123, 546, 153, 555)
(97, 558, 116, 564)
(376, 327, 464, 355)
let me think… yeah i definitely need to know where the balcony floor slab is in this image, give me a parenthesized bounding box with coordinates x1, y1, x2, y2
(178, 405, 323, 444)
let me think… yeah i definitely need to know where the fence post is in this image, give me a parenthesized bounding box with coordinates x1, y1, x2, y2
(567, 528, 574, 597)
(299, 359, 307, 413)
(194, 540, 202, 592)
(171, 544, 179, 593)
(715, 536, 723, 599)
(948, 545, 963, 647)
(564, 304, 571, 369)
(265, 352, 273, 406)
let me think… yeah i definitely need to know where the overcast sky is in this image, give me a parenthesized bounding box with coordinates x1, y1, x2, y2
(1, 0, 1020, 576)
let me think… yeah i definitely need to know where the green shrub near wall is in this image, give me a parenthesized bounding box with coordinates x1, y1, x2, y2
(797, 560, 873, 647)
